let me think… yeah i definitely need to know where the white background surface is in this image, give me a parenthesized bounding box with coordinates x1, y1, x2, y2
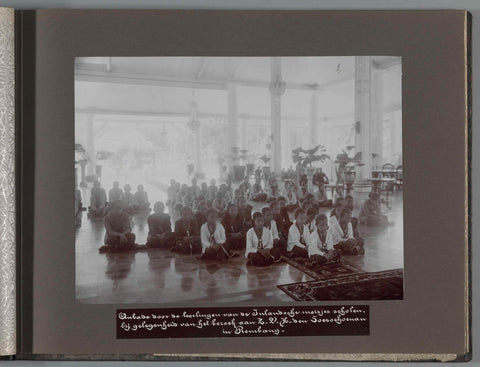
(0, 0, 477, 366)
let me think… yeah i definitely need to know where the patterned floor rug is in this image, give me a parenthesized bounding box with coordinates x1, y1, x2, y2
(282, 256, 366, 281)
(277, 269, 404, 301)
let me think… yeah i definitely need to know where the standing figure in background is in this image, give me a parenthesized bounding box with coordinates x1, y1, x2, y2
(88, 180, 108, 218)
(285, 181, 299, 211)
(313, 168, 329, 195)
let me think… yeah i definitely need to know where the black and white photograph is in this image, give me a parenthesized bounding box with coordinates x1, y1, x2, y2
(74, 56, 403, 304)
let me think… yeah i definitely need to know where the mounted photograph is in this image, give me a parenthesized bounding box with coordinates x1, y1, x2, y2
(74, 56, 404, 304)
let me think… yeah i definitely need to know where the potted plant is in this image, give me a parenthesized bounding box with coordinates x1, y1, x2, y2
(291, 145, 330, 172)
(75, 143, 89, 187)
(334, 145, 364, 193)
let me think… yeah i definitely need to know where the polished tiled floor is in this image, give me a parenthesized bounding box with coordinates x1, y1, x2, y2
(75, 191, 403, 304)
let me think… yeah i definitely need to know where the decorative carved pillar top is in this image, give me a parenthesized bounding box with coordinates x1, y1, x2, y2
(269, 79, 286, 97)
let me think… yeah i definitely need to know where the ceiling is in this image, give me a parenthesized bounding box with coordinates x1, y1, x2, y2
(75, 56, 402, 122)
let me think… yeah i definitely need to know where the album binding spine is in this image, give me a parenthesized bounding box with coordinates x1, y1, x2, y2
(0, 6, 16, 358)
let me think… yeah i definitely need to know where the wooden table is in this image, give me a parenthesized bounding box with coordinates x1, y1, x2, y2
(324, 183, 345, 200)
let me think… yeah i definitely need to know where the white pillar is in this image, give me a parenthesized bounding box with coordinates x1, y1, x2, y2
(85, 114, 96, 177)
(269, 57, 286, 176)
(240, 120, 248, 151)
(353, 56, 374, 202)
(372, 68, 384, 169)
(309, 90, 319, 148)
(390, 109, 402, 166)
(194, 127, 202, 174)
(227, 84, 239, 152)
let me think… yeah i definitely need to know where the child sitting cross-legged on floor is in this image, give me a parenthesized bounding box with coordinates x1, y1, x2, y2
(99, 200, 136, 253)
(146, 201, 173, 248)
(331, 207, 364, 255)
(171, 206, 202, 254)
(262, 206, 288, 256)
(222, 203, 245, 251)
(308, 214, 340, 265)
(200, 208, 237, 260)
(245, 212, 282, 266)
(287, 208, 313, 258)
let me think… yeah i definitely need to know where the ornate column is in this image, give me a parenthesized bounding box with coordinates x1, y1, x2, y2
(269, 57, 286, 177)
(85, 114, 96, 177)
(354, 56, 374, 200)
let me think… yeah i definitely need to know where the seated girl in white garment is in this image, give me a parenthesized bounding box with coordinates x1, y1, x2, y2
(287, 208, 313, 258)
(308, 214, 340, 265)
(261, 207, 288, 256)
(330, 207, 365, 255)
(200, 208, 237, 260)
(245, 212, 282, 266)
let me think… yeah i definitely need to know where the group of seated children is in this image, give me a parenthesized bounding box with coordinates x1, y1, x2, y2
(165, 172, 338, 226)
(99, 190, 367, 268)
(87, 180, 151, 219)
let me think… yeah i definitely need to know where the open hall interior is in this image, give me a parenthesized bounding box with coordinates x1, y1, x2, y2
(75, 56, 403, 304)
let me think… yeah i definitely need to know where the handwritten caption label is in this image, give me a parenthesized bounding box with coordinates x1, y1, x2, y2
(116, 305, 369, 339)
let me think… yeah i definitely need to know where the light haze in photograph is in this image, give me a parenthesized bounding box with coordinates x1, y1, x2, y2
(74, 56, 403, 304)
